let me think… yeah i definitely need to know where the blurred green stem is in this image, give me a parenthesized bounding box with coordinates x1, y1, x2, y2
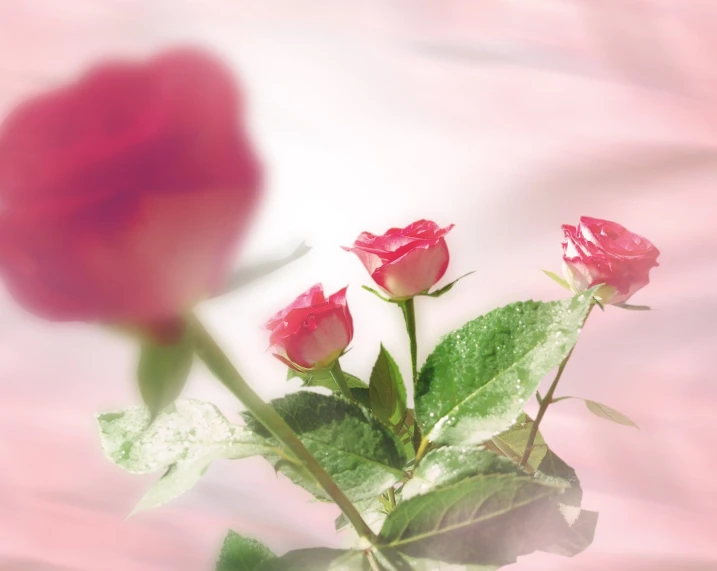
(189, 314, 377, 544)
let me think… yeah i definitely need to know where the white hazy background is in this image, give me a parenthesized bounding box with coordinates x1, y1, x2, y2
(1, 1, 716, 570)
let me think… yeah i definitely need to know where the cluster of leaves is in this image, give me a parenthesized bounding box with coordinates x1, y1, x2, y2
(97, 287, 637, 570)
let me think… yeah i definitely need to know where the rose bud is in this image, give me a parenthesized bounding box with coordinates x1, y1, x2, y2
(342, 219, 454, 300)
(561, 216, 659, 304)
(0, 47, 262, 333)
(265, 284, 353, 371)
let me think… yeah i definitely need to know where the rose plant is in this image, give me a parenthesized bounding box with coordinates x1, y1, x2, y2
(0, 47, 660, 570)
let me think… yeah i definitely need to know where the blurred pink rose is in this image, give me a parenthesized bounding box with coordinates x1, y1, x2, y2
(562, 216, 660, 304)
(343, 219, 454, 299)
(265, 284, 353, 371)
(0, 47, 262, 331)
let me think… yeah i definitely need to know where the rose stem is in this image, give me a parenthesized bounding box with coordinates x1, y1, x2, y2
(366, 551, 382, 571)
(400, 298, 418, 385)
(329, 360, 354, 401)
(519, 303, 595, 468)
(189, 314, 377, 544)
(399, 298, 423, 454)
(387, 486, 396, 508)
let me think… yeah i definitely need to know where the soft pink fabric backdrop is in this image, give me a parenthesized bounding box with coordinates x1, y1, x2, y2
(1, 1, 715, 569)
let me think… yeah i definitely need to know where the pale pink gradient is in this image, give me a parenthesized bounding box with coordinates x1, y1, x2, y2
(0, 1, 716, 570)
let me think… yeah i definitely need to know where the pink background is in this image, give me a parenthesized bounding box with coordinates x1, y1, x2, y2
(0, 1, 715, 569)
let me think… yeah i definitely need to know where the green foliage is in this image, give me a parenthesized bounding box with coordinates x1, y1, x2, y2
(218, 241, 312, 297)
(493, 417, 598, 558)
(96, 399, 270, 513)
(244, 392, 407, 502)
(216, 530, 275, 571)
(550, 396, 639, 428)
(378, 474, 563, 566)
(420, 272, 475, 298)
(613, 302, 651, 311)
(415, 290, 596, 446)
(258, 548, 364, 571)
(214, 530, 369, 571)
(402, 448, 520, 500)
(287, 367, 367, 393)
(491, 414, 547, 471)
(362, 285, 393, 303)
(585, 400, 639, 428)
(542, 270, 571, 290)
(369, 344, 408, 430)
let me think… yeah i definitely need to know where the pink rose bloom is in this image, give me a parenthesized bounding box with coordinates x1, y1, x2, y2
(343, 219, 454, 299)
(0, 47, 262, 331)
(265, 284, 354, 371)
(562, 216, 660, 304)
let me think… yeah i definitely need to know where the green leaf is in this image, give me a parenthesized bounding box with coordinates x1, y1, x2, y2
(350, 387, 372, 408)
(244, 392, 407, 502)
(541, 509, 599, 557)
(403, 557, 498, 571)
(327, 551, 372, 571)
(492, 415, 598, 558)
(542, 270, 571, 290)
(362, 285, 393, 302)
(415, 290, 596, 446)
(398, 409, 416, 461)
(288, 368, 367, 393)
(378, 473, 563, 566)
(256, 548, 363, 571)
(585, 400, 639, 428)
(402, 448, 520, 500)
(370, 549, 416, 571)
(96, 399, 271, 513)
(420, 272, 475, 298)
(137, 322, 194, 421)
(613, 302, 651, 311)
(216, 530, 275, 571)
(491, 415, 548, 472)
(369, 344, 408, 429)
(547, 395, 639, 428)
(493, 414, 584, 503)
(517, 424, 598, 558)
(334, 497, 386, 533)
(536, 447, 582, 506)
(217, 241, 311, 297)
(535, 453, 597, 557)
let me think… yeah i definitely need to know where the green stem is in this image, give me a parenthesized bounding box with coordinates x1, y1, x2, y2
(519, 304, 595, 468)
(387, 486, 396, 509)
(518, 350, 573, 468)
(329, 360, 354, 400)
(400, 298, 418, 385)
(400, 298, 424, 453)
(366, 551, 382, 571)
(414, 437, 430, 466)
(189, 314, 377, 544)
